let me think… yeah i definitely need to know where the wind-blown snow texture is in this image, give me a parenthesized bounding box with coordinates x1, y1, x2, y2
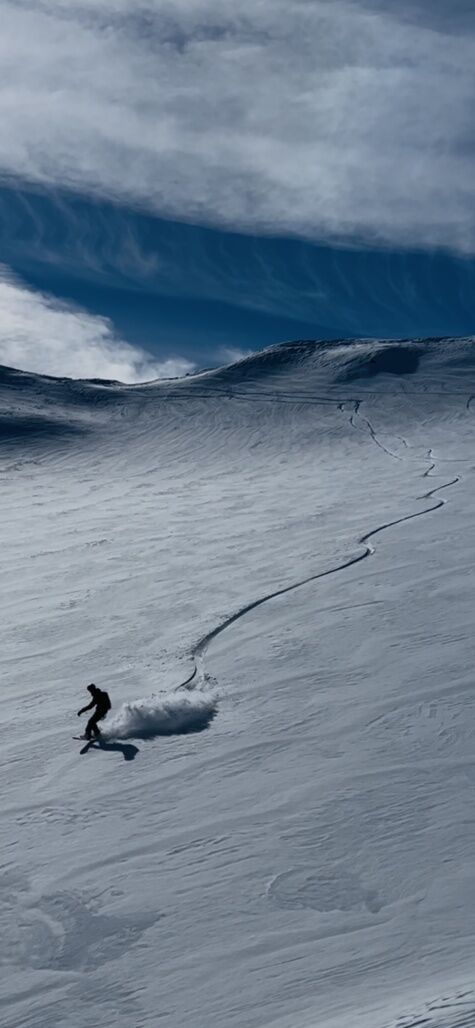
(3, 337, 475, 1028)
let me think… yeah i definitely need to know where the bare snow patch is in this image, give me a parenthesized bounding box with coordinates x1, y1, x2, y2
(102, 691, 217, 740)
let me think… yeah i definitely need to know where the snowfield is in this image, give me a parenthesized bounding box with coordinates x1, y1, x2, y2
(2, 338, 475, 1028)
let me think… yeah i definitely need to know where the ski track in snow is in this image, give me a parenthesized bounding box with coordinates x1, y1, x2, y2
(178, 401, 460, 695)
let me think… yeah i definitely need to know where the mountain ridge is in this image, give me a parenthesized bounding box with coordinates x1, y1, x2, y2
(2, 334, 475, 392)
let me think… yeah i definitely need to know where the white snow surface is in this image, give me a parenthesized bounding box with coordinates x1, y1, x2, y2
(3, 338, 475, 1027)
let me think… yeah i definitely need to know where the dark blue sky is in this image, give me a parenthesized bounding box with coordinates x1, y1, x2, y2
(2, 183, 475, 374)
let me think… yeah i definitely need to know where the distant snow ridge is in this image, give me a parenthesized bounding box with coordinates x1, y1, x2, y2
(102, 691, 217, 740)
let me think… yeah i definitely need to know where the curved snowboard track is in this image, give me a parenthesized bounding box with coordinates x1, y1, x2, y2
(176, 452, 460, 693)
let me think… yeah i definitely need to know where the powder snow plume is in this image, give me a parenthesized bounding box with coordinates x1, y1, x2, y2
(102, 691, 217, 740)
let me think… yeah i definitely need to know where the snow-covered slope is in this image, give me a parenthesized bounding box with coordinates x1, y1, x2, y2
(2, 338, 475, 1028)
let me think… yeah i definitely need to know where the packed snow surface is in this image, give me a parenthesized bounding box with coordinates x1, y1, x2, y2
(3, 337, 475, 1028)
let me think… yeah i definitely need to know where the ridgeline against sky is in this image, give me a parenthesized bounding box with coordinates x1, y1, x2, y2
(1, 0, 475, 379)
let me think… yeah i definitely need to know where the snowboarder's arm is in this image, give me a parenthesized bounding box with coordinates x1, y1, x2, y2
(78, 699, 95, 715)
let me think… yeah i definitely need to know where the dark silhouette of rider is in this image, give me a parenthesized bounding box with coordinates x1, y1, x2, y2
(78, 684, 111, 740)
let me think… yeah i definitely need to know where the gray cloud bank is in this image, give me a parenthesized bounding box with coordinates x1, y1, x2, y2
(1, 1, 474, 252)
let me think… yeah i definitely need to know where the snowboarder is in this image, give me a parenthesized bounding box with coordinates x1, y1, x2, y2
(77, 684, 111, 740)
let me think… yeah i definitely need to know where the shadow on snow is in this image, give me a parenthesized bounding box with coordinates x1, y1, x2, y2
(80, 738, 139, 761)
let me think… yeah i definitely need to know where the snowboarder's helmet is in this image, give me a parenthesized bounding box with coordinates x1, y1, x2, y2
(87, 683, 96, 694)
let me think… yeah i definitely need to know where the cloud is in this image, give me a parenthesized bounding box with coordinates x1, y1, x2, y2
(0, 2, 474, 252)
(0, 267, 195, 381)
(217, 346, 255, 365)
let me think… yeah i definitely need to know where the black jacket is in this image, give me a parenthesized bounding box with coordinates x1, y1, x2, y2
(79, 688, 111, 719)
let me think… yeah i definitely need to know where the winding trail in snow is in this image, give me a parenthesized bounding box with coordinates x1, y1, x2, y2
(350, 400, 403, 461)
(176, 405, 461, 692)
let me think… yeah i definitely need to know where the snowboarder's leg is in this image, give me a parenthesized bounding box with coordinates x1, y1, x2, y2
(85, 715, 99, 740)
(92, 715, 103, 738)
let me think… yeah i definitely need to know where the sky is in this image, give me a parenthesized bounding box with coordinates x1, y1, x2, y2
(1, 0, 475, 381)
